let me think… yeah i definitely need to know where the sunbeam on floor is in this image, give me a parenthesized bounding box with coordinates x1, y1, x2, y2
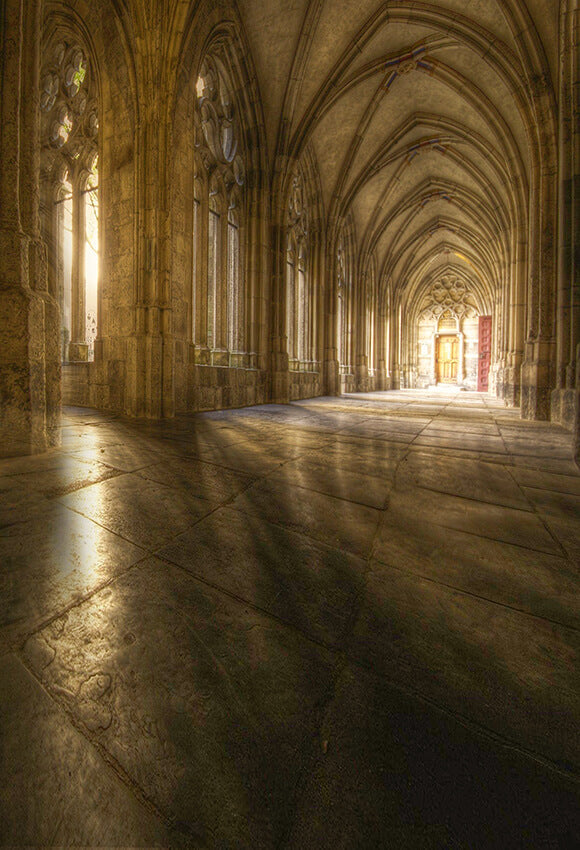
(1, 390, 579, 848)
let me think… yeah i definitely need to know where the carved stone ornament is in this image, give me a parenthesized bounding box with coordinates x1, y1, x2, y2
(196, 55, 243, 175)
(419, 274, 479, 320)
(40, 41, 97, 175)
(336, 241, 345, 287)
(287, 169, 308, 238)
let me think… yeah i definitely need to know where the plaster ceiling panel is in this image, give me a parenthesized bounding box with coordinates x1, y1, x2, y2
(350, 172, 401, 245)
(293, 0, 380, 117)
(514, 0, 559, 87)
(295, 18, 434, 126)
(347, 71, 502, 185)
(374, 190, 492, 248)
(346, 137, 511, 260)
(309, 76, 380, 215)
(342, 24, 447, 89)
(438, 44, 530, 171)
(392, 201, 499, 258)
(457, 143, 513, 198)
(420, 156, 490, 202)
(236, 0, 309, 159)
(350, 166, 399, 236)
(384, 228, 483, 283)
(376, 229, 491, 285)
(429, 0, 514, 45)
(409, 252, 483, 290)
(370, 171, 488, 247)
(372, 128, 510, 203)
(391, 195, 487, 231)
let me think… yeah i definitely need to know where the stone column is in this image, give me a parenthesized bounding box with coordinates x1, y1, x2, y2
(127, 20, 171, 418)
(269, 214, 291, 402)
(375, 292, 387, 389)
(322, 242, 339, 396)
(354, 288, 367, 393)
(520, 69, 559, 421)
(506, 228, 526, 405)
(0, 0, 61, 456)
(521, 159, 558, 420)
(552, 0, 580, 445)
(68, 179, 88, 360)
(389, 299, 401, 389)
(431, 333, 438, 385)
(457, 331, 465, 384)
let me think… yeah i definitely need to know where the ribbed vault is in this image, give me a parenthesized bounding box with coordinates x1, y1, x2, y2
(4, 0, 576, 458)
(239, 0, 558, 404)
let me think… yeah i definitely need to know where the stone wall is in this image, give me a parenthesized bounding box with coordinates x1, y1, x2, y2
(2, 0, 578, 457)
(186, 365, 268, 412)
(289, 370, 321, 401)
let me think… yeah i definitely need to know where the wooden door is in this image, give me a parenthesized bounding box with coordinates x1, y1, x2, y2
(436, 335, 458, 383)
(478, 316, 492, 391)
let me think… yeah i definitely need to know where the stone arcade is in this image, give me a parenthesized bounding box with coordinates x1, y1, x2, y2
(1, 1, 580, 848)
(1, 0, 579, 453)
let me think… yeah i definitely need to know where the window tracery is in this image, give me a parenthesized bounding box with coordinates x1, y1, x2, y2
(40, 40, 98, 362)
(366, 264, 376, 376)
(286, 167, 311, 368)
(337, 238, 351, 375)
(418, 274, 479, 323)
(193, 51, 246, 363)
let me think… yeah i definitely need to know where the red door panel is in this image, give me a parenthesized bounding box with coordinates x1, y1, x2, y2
(478, 315, 492, 392)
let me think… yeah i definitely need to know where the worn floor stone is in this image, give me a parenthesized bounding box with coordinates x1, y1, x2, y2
(137, 456, 256, 504)
(286, 664, 580, 850)
(396, 452, 529, 509)
(0, 653, 181, 847)
(158, 507, 366, 646)
(349, 569, 580, 771)
(58, 473, 214, 550)
(1, 389, 579, 848)
(268, 456, 393, 509)
(372, 516, 580, 629)
(228, 479, 382, 558)
(384, 484, 563, 555)
(0, 503, 145, 642)
(23, 558, 337, 849)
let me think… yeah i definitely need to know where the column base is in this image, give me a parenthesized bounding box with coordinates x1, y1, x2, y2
(355, 357, 369, 393)
(323, 355, 340, 396)
(495, 366, 520, 407)
(551, 387, 580, 467)
(270, 350, 290, 403)
(0, 230, 60, 456)
(67, 341, 89, 362)
(520, 340, 556, 420)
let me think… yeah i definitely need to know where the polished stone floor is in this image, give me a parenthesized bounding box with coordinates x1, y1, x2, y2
(1, 388, 579, 848)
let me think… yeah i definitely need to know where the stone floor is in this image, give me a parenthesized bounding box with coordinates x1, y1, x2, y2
(1, 388, 579, 849)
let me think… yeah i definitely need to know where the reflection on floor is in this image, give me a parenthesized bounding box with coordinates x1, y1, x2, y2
(1, 389, 579, 848)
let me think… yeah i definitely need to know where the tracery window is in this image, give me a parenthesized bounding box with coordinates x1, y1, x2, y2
(286, 236, 297, 360)
(418, 274, 479, 323)
(366, 264, 376, 376)
(40, 41, 98, 362)
(192, 177, 202, 341)
(286, 168, 312, 368)
(337, 240, 351, 374)
(193, 52, 246, 365)
(227, 201, 241, 352)
(207, 187, 222, 350)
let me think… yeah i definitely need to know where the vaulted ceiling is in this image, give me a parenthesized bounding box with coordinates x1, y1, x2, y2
(239, 0, 558, 302)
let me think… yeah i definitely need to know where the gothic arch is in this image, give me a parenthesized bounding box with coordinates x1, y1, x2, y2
(169, 9, 268, 412)
(40, 12, 100, 364)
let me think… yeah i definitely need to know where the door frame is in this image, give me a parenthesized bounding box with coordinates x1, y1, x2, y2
(432, 332, 464, 385)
